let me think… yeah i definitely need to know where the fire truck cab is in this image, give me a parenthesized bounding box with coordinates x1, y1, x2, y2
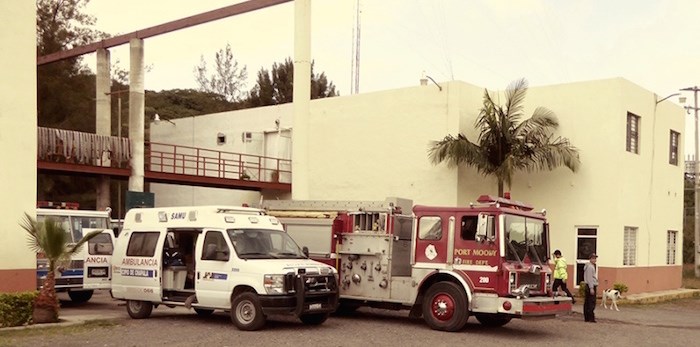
(111, 206, 339, 331)
(264, 196, 571, 332)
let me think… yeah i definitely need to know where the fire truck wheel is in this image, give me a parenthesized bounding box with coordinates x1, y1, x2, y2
(299, 313, 329, 325)
(194, 308, 215, 316)
(422, 282, 469, 332)
(126, 300, 153, 319)
(68, 290, 94, 303)
(474, 313, 512, 327)
(231, 292, 266, 331)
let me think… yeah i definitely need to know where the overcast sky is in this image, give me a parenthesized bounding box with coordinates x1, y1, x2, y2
(83, 0, 700, 151)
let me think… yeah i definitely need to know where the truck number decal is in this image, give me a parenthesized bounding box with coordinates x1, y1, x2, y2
(479, 276, 489, 284)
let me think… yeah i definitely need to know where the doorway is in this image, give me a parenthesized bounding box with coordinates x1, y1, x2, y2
(575, 227, 597, 287)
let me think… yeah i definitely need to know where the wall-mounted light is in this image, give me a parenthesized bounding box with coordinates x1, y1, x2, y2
(217, 132, 226, 145)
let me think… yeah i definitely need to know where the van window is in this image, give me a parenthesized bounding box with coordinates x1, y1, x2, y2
(88, 233, 114, 255)
(202, 231, 229, 261)
(126, 232, 160, 257)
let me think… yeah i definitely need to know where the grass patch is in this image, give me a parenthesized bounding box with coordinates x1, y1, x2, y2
(0, 319, 118, 341)
(682, 263, 700, 289)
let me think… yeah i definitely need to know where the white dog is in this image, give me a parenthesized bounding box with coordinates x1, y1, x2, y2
(601, 289, 622, 311)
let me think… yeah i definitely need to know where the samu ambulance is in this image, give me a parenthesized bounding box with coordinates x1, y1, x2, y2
(111, 206, 339, 331)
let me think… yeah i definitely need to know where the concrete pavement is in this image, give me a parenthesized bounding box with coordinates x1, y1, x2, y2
(3, 289, 699, 331)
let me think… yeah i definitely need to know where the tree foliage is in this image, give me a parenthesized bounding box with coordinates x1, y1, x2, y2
(683, 178, 695, 264)
(428, 78, 580, 197)
(144, 89, 241, 121)
(247, 57, 338, 107)
(194, 43, 248, 103)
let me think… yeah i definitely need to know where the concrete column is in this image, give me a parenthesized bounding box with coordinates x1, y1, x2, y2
(96, 48, 111, 210)
(292, 0, 311, 200)
(128, 39, 145, 192)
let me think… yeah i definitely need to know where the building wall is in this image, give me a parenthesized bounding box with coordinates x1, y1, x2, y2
(151, 78, 684, 294)
(458, 78, 684, 293)
(0, 0, 38, 292)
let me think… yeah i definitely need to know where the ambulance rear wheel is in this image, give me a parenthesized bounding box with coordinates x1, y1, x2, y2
(126, 300, 153, 319)
(422, 282, 469, 332)
(231, 292, 266, 331)
(299, 313, 329, 325)
(68, 290, 93, 303)
(474, 313, 512, 327)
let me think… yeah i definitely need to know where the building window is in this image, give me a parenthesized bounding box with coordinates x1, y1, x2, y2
(623, 227, 637, 266)
(667, 230, 677, 265)
(669, 131, 680, 165)
(626, 113, 640, 154)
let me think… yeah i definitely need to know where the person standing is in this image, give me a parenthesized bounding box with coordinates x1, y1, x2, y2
(583, 253, 599, 323)
(551, 250, 575, 304)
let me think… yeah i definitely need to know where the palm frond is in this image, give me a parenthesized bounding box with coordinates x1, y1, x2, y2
(514, 107, 558, 139)
(19, 213, 42, 254)
(428, 134, 487, 169)
(504, 78, 528, 123)
(525, 137, 581, 172)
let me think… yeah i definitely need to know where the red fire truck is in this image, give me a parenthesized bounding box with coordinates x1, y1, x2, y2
(263, 195, 571, 331)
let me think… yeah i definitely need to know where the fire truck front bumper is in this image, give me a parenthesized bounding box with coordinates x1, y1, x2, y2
(504, 296, 572, 319)
(473, 294, 572, 319)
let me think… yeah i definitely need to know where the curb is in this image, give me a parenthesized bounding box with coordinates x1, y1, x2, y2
(0, 315, 119, 332)
(618, 289, 700, 305)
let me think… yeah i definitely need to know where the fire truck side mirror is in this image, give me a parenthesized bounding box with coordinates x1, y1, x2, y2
(302, 246, 309, 258)
(476, 213, 495, 243)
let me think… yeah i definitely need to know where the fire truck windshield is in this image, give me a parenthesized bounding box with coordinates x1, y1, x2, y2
(504, 215, 547, 263)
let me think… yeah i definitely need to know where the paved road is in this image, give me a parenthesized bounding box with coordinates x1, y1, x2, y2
(3, 292, 699, 347)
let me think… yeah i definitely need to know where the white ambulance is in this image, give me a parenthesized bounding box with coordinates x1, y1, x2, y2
(111, 206, 339, 330)
(36, 207, 115, 303)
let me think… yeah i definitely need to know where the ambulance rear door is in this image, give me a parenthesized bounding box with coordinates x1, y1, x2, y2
(84, 229, 114, 289)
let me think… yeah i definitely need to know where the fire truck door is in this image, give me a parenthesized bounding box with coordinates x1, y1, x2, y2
(84, 229, 114, 289)
(195, 229, 233, 308)
(414, 214, 451, 265)
(453, 214, 499, 288)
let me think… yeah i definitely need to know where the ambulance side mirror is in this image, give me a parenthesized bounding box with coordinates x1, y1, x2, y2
(302, 246, 309, 258)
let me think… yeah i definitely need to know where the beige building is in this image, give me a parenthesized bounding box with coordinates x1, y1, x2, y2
(151, 78, 684, 294)
(0, 0, 38, 292)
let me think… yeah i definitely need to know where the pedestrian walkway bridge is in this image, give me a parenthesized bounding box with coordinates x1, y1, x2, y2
(36, 127, 291, 191)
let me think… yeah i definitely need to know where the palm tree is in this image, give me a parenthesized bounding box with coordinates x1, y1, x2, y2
(20, 213, 101, 323)
(429, 78, 580, 197)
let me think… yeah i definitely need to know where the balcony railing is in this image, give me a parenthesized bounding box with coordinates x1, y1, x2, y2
(146, 142, 291, 184)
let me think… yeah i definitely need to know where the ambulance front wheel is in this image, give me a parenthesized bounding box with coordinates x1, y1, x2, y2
(422, 281, 469, 332)
(126, 300, 153, 319)
(231, 292, 266, 331)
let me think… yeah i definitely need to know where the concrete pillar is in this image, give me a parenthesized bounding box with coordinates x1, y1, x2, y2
(96, 48, 111, 211)
(291, 0, 311, 200)
(128, 39, 145, 192)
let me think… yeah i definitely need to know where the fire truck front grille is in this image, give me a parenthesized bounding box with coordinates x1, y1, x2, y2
(518, 273, 542, 291)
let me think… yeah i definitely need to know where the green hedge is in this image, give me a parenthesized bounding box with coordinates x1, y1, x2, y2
(0, 291, 38, 328)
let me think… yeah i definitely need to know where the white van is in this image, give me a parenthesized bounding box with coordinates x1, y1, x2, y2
(36, 208, 115, 303)
(111, 206, 339, 330)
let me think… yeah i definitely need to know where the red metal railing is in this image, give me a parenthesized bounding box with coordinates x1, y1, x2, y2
(146, 142, 291, 184)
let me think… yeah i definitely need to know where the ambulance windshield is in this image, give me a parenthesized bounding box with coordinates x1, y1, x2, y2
(504, 215, 547, 263)
(228, 229, 306, 259)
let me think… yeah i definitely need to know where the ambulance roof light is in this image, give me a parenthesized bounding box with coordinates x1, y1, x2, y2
(158, 211, 167, 222)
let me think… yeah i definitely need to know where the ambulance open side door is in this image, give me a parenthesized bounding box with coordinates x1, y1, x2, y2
(195, 229, 233, 308)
